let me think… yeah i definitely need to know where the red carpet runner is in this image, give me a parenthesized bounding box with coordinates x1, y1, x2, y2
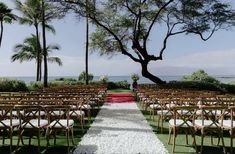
(105, 93, 135, 103)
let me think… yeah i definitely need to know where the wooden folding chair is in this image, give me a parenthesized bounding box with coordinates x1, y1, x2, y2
(45, 105, 75, 153)
(220, 106, 235, 154)
(0, 105, 20, 153)
(15, 105, 48, 153)
(194, 106, 226, 153)
(168, 106, 199, 153)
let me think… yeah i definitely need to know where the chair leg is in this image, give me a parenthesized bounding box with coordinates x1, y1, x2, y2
(2, 131, 5, 145)
(88, 110, 91, 124)
(9, 129, 12, 153)
(200, 130, 204, 153)
(161, 117, 164, 133)
(191, 129, 197, 153)
(71, 128, 75, 145)
(46, 128, 51, 149)
(80, 116, 84, 132)
(230, 135, 233, 154)
(29, 135, 32, 145)
(185, 131, 189, 145)
(37, 129, 41, 153)
(220, 131, 226, 154)
(168, 127, 172, 145)
(66, 130, 70, 154)
(54, 131, 57, 145)
(172, 127, 176, 153)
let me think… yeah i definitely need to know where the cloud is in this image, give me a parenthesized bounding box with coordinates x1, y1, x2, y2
(149, 49, 235, 75)
(1, 49, 235, 77)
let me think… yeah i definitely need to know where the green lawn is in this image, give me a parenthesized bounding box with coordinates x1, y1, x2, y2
(0, 108, 101, 154)
(138, 103, 234, 154)
(107, 89, 132, 94)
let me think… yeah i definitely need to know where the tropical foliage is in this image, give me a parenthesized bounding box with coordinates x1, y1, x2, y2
(0, 2, 16, 47)
(11, 34, 62, 80)
(78, 71, 94, 82)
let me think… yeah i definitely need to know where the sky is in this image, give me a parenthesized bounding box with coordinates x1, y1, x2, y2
(1, 0, 235, 78)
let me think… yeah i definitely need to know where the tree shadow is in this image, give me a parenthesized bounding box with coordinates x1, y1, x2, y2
(72, 144, 98, 154)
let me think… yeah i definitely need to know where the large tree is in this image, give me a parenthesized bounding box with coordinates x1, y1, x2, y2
(0, 2, 16, 48)
(15, 0, 65, 85)
(14, 0, 56, 81)
(54, 0, 235, 84)
(11, 34, 62, 80)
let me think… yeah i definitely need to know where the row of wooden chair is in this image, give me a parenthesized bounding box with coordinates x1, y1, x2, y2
(168, 105, 235, 154)
(136, 86, 235, 153)
(0, 104, 76, 153)
(0, 85, 107, 153)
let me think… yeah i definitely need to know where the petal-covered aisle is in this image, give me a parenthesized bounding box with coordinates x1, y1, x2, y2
(73, 93, 168, 154)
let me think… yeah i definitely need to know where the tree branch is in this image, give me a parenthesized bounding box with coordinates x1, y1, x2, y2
(143, 0, 174, 45)
(89, 15, 141, 63)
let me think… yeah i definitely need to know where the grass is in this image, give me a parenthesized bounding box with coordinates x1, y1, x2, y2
(0, 107, 102, 154)
(138, 103, 234, 154)
(107, 89, 132, 94)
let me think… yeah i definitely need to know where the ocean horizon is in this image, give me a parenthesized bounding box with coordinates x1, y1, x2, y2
(1, 75, 235, 84)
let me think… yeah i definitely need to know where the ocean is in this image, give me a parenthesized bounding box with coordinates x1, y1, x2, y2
(3, 75, 235, 84)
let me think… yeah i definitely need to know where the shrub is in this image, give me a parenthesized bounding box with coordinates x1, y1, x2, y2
(0, 78, 28, 92)
(99, 75, 108, 84)
(107, 80, 130, 89)
(131, 74, 140, 82)
(78, 71, 94, 81)
(28, 81, 44, 91)
(182, 69, 220, 84)
(167, 81, 235, 94)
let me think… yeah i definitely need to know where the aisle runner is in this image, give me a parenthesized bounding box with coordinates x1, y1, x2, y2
(105, 93, 135, 103)
(73, 95, 168, 154)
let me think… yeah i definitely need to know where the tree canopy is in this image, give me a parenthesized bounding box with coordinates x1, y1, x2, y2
(49, 0, 235, 84)
(182, 69, 220, 84)
(0, 2, 16, 47)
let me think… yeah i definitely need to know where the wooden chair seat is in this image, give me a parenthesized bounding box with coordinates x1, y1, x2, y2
(169, 119, 193, 127)
(195, 119, 220, 128)
(23, 119, 48, 129)
(49, 119, 74, 128)
(0, 119, 20, 127)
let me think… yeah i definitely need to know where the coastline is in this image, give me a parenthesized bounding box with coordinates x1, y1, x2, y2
(1, 75, 235, 84)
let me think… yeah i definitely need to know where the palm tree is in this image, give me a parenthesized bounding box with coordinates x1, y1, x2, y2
(11, 34, 62, 80)
(14, 0, 55, 81)
(0, 2, 16, 47)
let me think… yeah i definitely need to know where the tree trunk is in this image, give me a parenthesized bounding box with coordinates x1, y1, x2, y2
(42, 0, 48, 87)
(85, 0, 89, 85)
(141, 61, 166, 85)
(0, 21, 3, 48)
(39, 58, 42, 81)
(35, 24, 41, 81)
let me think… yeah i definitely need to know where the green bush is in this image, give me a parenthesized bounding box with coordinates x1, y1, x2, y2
(107, 80, 130, 89)
(182, 69, 220, 84)
(131, 74, 140, 82)
(0, 78, 28, 92)
(167, 81, 235, 94)
(28, 81, 44, 91)
(78, 71, 94, 81)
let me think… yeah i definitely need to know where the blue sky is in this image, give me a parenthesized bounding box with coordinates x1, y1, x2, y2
(1, 0, 235, 77)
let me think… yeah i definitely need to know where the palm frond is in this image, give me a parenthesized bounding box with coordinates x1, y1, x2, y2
(47, 57, 63, 66)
